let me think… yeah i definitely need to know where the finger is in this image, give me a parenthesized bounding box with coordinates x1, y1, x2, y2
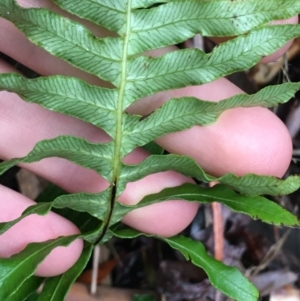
(210, 16, 299, 64)
(127, 54, 292, 178)
(155, 93, 292, 177)
(0, 184, 83, 277)
(120, 151, 196, 235)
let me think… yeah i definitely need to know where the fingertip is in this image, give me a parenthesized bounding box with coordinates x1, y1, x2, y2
(35, 237, 84, 277)
(119, 169, 199, 237)
(204, 106, 293, 178)
(157, 105, 292, 179)
(0, 187, 84, 277)
(122, 200, 199, 237)
(152, 78, 293, 179)
(32, 213, 84, 277)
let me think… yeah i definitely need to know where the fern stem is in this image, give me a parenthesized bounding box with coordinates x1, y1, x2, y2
(99, 0, 132, 240)
(113, 0, 132, 177)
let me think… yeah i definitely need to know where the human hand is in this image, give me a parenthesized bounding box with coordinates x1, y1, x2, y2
(0, 0, 297, 277)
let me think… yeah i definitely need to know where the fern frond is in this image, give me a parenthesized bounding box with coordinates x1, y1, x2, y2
(1, 0, 300, 300)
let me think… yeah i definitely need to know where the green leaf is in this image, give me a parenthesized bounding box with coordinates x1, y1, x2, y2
(36, 186, 107, 234)
(26, 292, 40, 301)
(142, 141, 164, 155)
(35, 187, 105, 240)
(37, 244, 93, 301)
(2, 194, 107, 242)
(7, 276, 44, 301)
(134, 183, 300, 227)
(0, 136, 114, 181)
(35, 184, 67, 203)
(165, 236, 258, 301)
(53, 0, 126, 33)
(109, 201, 139, 226)
(1, 188, 104, 243)
(34, 184, 103, 235)
(112, 228, 258, 301)
(120, 154, 300, 196)
(129, 0, 300, 53)
(123, 83, 300, 151)
(126, 25, 300, 103)
(0, 203, 53, 236)
(219, 174, 300, 196)
(61, 210, 103, 239)
(53, 0, 300, 44)
(119, 154, 209, 192)
(110, 225, 142, 240)
(0, 74, 117, 135)
(52, 189, 112, 220)
(0, 235, 78, 300)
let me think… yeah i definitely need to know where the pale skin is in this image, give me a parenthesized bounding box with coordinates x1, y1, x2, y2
(0, 0, 298, 277)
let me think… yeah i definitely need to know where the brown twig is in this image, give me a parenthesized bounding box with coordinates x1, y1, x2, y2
(212, 201, 224, 261)
(210, 181, 224, 262)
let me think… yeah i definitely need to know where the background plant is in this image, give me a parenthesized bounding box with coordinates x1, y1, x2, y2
(0, 0, 300, 300)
